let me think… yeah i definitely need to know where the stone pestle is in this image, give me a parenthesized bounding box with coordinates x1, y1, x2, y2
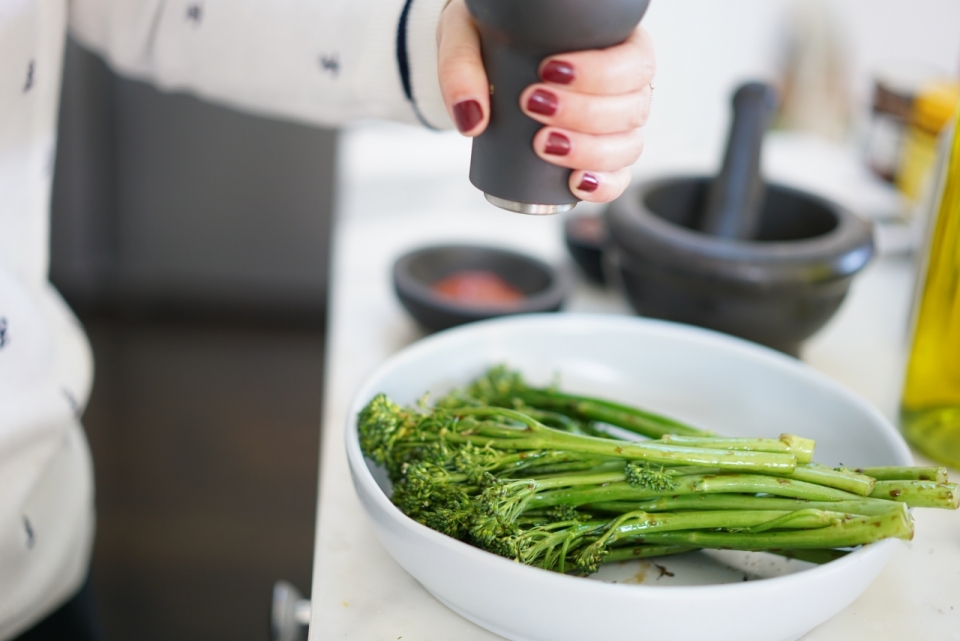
(700, 82, 781, 239)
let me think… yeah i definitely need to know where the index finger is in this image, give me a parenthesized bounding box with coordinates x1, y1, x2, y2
(438, 0, 490, 135)
(538, 26, 656, 96)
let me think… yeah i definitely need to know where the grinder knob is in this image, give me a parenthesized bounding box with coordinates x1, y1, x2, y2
(466, 0, 652, 215)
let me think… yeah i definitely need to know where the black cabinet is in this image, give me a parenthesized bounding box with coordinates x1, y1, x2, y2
(51, 38, 337, 321)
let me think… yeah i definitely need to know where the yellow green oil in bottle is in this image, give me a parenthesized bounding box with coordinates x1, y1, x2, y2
(900, 106, 960, 468)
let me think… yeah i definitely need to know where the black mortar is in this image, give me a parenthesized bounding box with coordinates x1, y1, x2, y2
(564, 213, 609, 285)
(606, 176, 875, 356)
(607, 81, 874, 355)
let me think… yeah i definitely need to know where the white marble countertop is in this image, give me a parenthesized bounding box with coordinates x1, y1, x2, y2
(307, 129, 959, 641)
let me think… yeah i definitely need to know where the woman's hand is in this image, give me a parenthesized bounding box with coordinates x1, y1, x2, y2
(437, 0, 656, 203)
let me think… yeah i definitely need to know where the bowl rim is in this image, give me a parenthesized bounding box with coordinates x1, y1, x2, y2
(606, 175, 876, 284)
(345, 313, 911, 596)
(392, 243, 570, 316)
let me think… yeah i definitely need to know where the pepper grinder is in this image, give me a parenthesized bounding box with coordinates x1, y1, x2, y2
(466, 0, 652, 215)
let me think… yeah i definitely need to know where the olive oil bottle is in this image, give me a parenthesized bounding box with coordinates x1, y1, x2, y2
(901, 106, 960, 468)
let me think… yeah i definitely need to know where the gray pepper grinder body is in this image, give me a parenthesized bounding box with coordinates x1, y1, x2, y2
(465, 0, 651, 215)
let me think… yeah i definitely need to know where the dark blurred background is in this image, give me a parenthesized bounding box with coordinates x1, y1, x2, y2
(50, 38, 336, 641)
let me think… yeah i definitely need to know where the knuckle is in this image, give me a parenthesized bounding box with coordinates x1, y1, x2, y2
(624, 99, 642, 129)
(580, 96, 602, 129)
(635, 96, 651, 128)
(594, 149, 619, 172)
(631, 130, 645, 160)
(640, 58, 657, 83)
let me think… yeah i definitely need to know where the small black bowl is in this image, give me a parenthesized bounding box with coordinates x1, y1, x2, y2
(393, 244, 570, 332)
(564, 213, 609, 285)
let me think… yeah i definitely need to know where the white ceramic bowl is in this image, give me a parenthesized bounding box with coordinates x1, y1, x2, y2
(346, 315, 912, 641)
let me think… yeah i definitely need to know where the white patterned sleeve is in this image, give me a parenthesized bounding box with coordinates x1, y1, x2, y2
(67, 0, 454, 129)
(0, 267, 94, 640)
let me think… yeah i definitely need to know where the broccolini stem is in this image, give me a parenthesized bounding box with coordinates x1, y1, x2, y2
(652, 463, 875, 496)
(531, 471, 632, 491)
(660, 434, 815, 464)
(575, 508, 852, 573)
(530, 473, 861, 509)
(742, 509, 846, 533)
(447, 408, 798, 473)
(507, 389, 708, 439)
(856, 466, 949, 483)
(531, 460, 627, 480)
(598, 545, 696, 564)
(778, 464, 876, 496)
(628, 504, 914, 549)
(869, 480, 960, 509)
(600, 545, 852, 567)
(587, 494, 898, 516)
(510, 406, 610, 438)
(605, 508, 845, 543)
(453, 365, 706, 438)
(505, 457, 622, 478)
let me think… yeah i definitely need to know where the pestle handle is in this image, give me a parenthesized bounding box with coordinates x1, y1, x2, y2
(466, 0, 651, 215)
(700, 82, 780, 239)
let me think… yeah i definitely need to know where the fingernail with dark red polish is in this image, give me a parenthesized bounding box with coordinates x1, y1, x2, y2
(544, 132, 571, 156)
(453, 99, 483, 133)
(578, 174, 600, 193)
(542, 60, 575, 85)
(527, 89, 558, 116)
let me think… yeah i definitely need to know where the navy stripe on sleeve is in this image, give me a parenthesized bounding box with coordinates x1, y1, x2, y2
(396, 0, 415, 102)
(396, 0, 438, 129)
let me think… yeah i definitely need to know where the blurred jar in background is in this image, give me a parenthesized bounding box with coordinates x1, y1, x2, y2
(896, 81, 960, 204)
(864, 64, 942, 183)
(866, 61, 952, 183)
(776, 0, 852, 141)
(900, 105, 960, 468)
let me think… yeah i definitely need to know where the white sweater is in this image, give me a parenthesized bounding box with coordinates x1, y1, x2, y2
(0, 1, 451, 637)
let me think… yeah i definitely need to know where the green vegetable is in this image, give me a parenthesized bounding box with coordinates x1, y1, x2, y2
(587, 495, 904, 516)
(661, 434, 815, 464)
(869, 480, 960, 509)
(854, 466, 948, 483)
(359, 366, 957, 576)
(441, 365, 707, 439)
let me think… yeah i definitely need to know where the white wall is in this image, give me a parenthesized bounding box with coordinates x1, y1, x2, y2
(640, 0, 960, 169)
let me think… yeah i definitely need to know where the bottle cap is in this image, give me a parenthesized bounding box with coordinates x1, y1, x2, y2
(912, 81, 960, 136)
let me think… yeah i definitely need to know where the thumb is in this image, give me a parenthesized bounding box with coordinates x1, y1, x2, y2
(438, 0, 489, 135)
